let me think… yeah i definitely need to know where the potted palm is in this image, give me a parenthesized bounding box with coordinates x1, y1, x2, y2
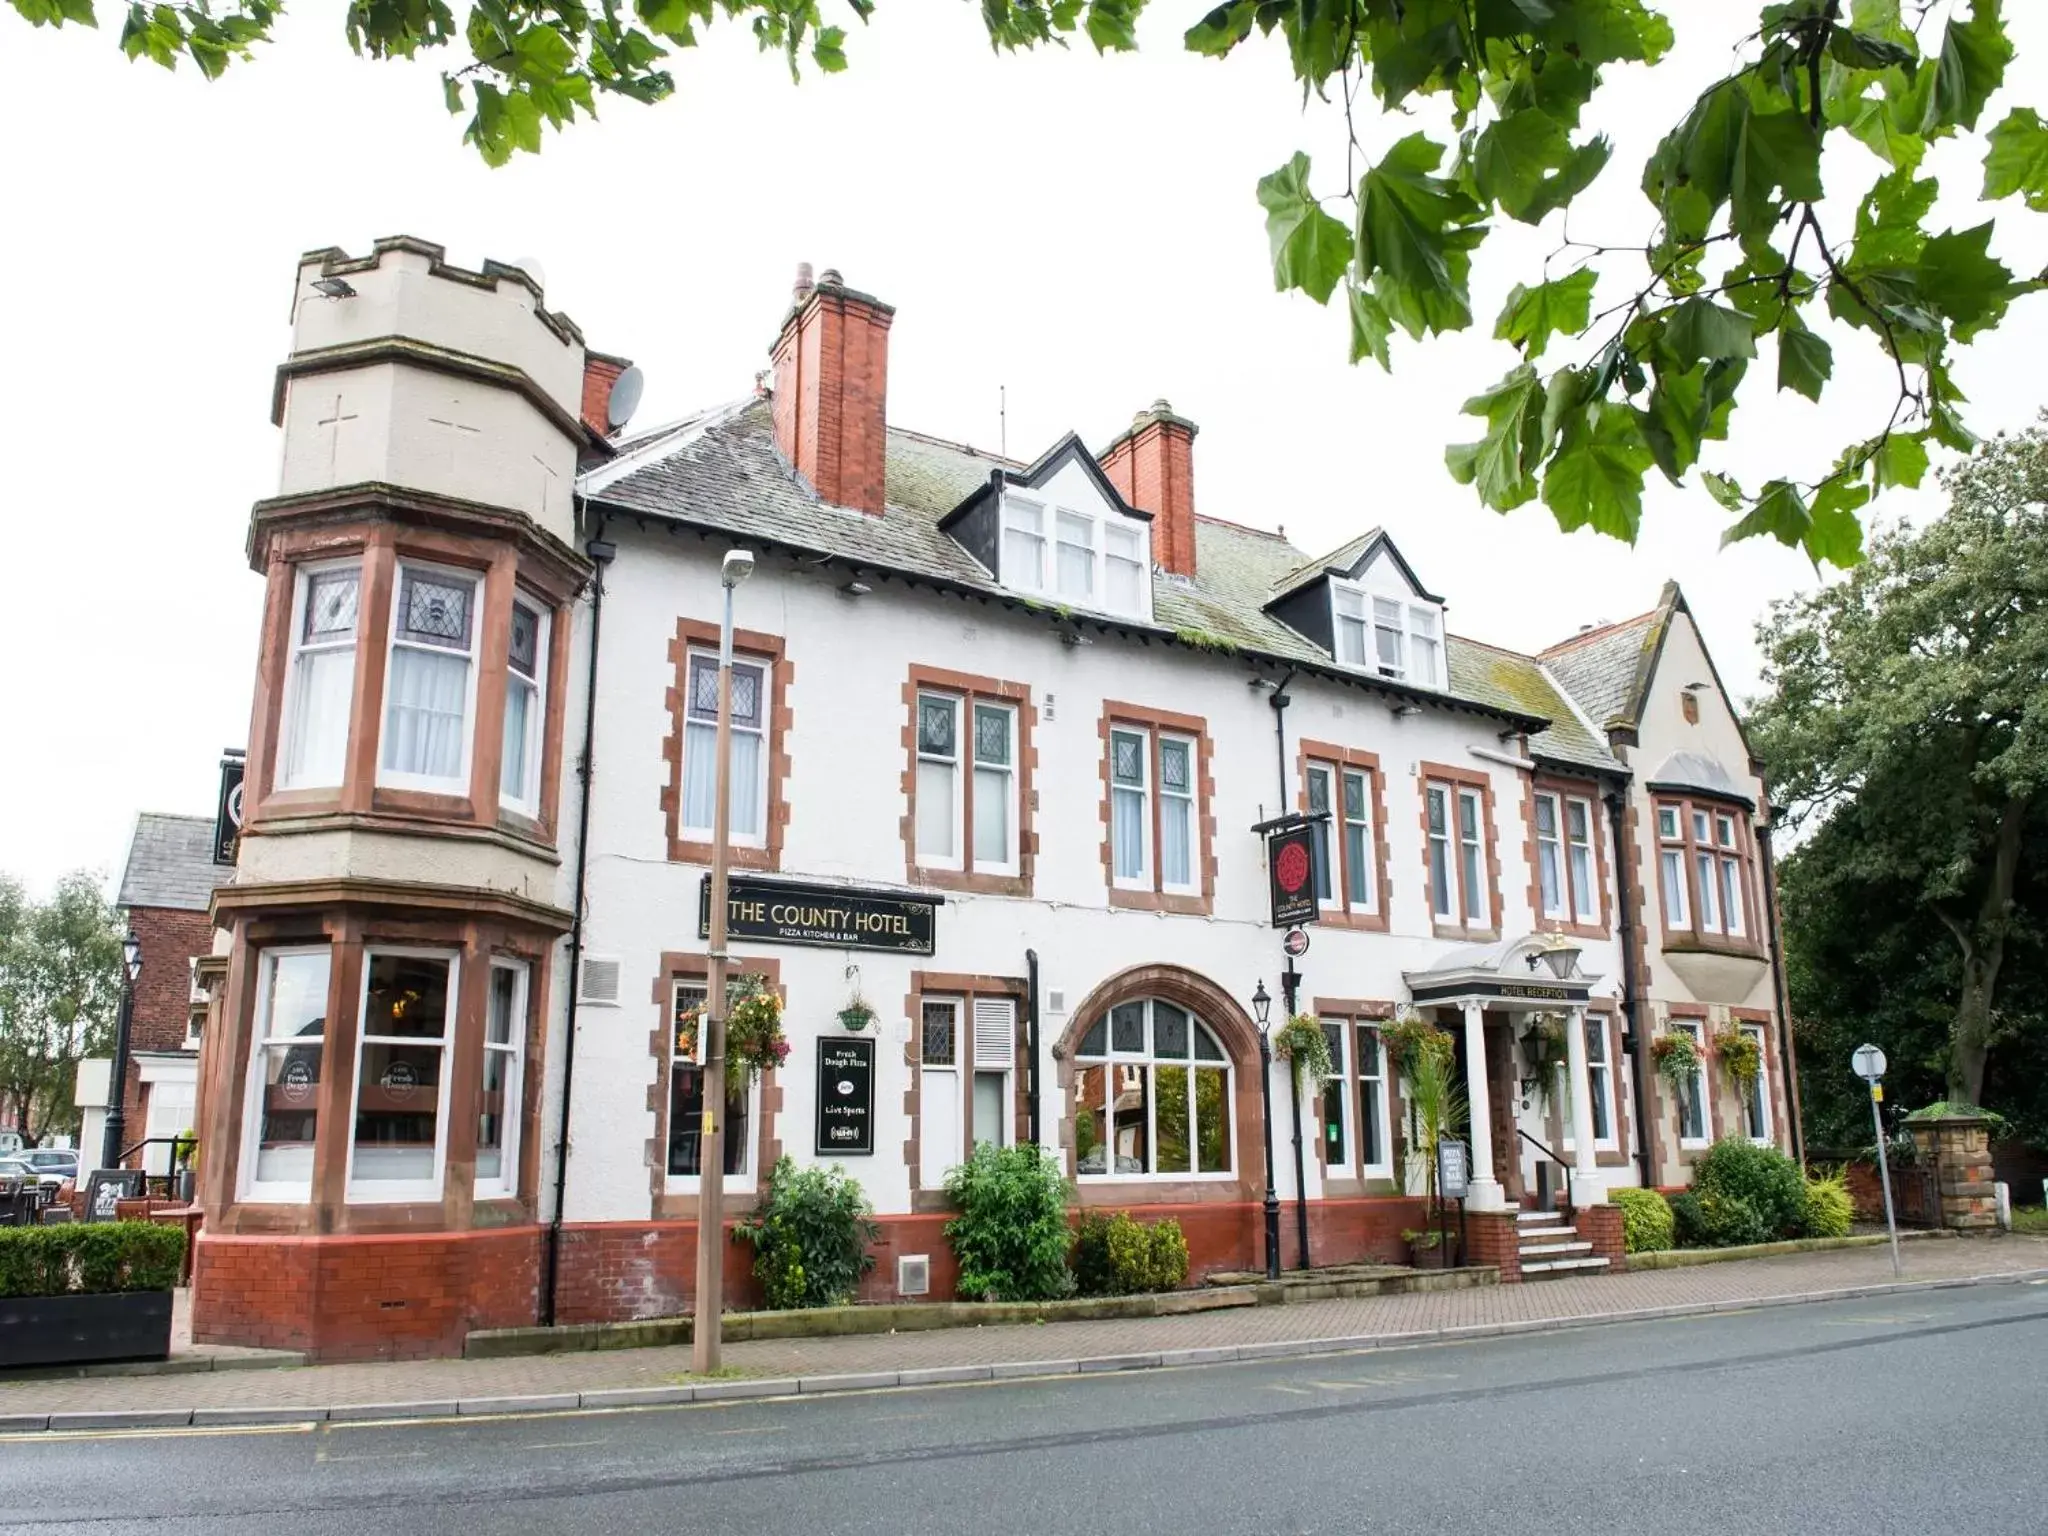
(1403, 1031, 1468, 1268)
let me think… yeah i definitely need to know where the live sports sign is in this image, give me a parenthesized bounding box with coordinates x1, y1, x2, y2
(1266, 823, 1320, 929)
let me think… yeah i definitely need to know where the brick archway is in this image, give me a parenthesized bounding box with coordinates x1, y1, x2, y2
(1053, 963, 1264, 1204)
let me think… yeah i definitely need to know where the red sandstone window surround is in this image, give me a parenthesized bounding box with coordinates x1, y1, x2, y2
(662, 618, 792, 872)
(1419, 762, 1501, 938)
(1654, 797, 1759, 951)
(1297, 741, 1390, 932)
(1527, 778, 1610, 940)
(901, 667, 1036, 897)
(1099, 702, 1217, 915)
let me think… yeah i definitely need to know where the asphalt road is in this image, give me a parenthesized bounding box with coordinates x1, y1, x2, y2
(3, 1283, 2044, 1536)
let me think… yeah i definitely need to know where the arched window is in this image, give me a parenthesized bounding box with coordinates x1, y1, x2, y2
(1074, 999, 1232, 1178)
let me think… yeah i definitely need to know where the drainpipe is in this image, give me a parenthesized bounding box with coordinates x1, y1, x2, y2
(541, 517, 614, 1328)
(1025, 949, 1042, 1147)
(1757, 822, 1805, 1166)
(1606, 787, 1656, 1191)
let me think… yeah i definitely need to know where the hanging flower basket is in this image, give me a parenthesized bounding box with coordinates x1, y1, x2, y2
(1650, 1030, 1701, 1088)
(1274, 1013, 1333, 1086)
(674, 1002, 704, 1062)
(1523, 1013, 1569, 1077)
(1711, 1026, 1761, 1090)
(727, 975, 789, 1083)
(1382, 1010, 1455, 1079)
(837, 997, 877, 1033)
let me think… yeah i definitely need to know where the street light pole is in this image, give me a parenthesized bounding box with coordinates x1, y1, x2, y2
(1253, 980, 1281, 1281)
(693, 549, 755, 1375)
(101, 933, 142, 1170)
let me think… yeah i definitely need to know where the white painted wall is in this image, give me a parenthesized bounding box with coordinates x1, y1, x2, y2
(545, 523, 1628, 1222)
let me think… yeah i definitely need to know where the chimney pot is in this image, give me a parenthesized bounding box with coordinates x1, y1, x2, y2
(793, 262, 815, 300)
(819, 267, 844, 288)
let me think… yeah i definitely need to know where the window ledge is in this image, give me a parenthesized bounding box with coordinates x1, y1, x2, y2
(1319, 909, 1391, 934)
(671, 839, 778, 873)
(1433, 924, 1501, 944)
(912, 866, 1031, 899)
(1108, 889, 1212, 917)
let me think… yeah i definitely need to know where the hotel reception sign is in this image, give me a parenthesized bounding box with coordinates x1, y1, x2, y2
(698, 874, 941, 956)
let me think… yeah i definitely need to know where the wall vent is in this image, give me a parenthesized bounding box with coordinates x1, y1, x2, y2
(1047, 988, 1067, 1015)
(579, 956, 622, 1006)
(897, 1254, 931, 1297)
(973, 997, 1016, 1068)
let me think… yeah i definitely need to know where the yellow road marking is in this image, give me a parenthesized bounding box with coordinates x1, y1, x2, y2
(0, 1423, 313, 1445)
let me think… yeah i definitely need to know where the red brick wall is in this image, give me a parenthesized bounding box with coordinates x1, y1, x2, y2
(1463, 1210, 1522, 1282)
(1579, 1202, 1627, 1271)
(191, 1227, 541, 1361)
(770, 280, 893, 517)
(1098, 412, 1198, 576)
(117, 905, 213, 1165)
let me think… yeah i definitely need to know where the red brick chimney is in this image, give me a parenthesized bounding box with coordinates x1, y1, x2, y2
(770, 264, 895, 516)
(1099, 400, 1198, 577)
(580, 351, 631, 437)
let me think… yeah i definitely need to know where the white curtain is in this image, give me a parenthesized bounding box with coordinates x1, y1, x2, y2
(1113, 786, 1146, 880)
(973, 767, 1008, 865)
(728, 730, 763, 837)
(683, 722, 764, 838)
(1160, 797, 1191, 888)
(383, 646, 470, 780)
(917, 760, 955, 858)
(285, 646, 354, 786)
(501, 676, 534, 802)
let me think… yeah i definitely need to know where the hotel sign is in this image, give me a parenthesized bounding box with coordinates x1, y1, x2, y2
(1266, 823, 1320, 929)
(698, 875, 941, 955)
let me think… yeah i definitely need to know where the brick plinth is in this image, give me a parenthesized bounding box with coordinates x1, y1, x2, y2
(1462, 1210, 1522, 1283)
(1579, 1202, 1627, 1271)
(1909, 1117, 2001, 1230)
(191, 1227, 542, 1361)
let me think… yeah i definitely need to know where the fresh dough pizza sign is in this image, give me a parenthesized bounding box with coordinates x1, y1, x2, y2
(1266, 823, 1320, 929)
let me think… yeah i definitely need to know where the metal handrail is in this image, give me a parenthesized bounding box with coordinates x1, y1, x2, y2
(1516, 1129, 1575, 1218)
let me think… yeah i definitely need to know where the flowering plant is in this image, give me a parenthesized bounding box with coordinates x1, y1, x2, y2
(1382, 1010, 1455, 1080)
(727, 974, 789, 1082)
(1710, 1026, 1761, 1090)
(1651, 1030, 1702, 1087)
(1274, 1013, 1334, 1089)
(674, 1002, 704, 1062)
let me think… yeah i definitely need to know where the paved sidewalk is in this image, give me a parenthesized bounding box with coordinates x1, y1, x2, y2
(3, 1234, 2044, 1429)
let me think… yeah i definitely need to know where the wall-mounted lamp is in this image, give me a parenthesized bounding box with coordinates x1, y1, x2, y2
(1060, 626, 1092, 648)
(312, 277, 357, 300)
(839, 579, 872, 597)
(1389, 702, 1422, 720)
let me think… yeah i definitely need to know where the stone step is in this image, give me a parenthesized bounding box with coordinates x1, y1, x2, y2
(1520, 1256, 1611, 1280)
(1517, 1208, 1571, 1223)
(1516, 1226, 1577, 1244)
(1518, 1240, 1594, 1259)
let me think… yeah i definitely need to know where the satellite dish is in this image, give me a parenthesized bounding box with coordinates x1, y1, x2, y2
(512, 256, 547, 291)
(607, 364, 645, 432)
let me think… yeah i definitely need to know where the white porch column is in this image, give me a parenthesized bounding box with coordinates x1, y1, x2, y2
(1460, 1002, 1505, 1212)
(1563, 1006, 1607, 1204)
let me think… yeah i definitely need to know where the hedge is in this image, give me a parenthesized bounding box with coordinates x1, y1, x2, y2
(1610, 1188, 1674, 1253)
(0, 1222, 187, 1298)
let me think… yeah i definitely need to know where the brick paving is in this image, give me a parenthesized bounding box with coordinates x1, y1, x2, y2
(2, 1234, 2043, 1421)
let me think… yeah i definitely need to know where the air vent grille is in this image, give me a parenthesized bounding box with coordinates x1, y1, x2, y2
(579, 956, 621, 1006)
(897, 1254, 931, 1297)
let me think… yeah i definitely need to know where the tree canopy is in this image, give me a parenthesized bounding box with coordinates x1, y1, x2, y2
(10, 1, 2044, 565)
(0, 870, 125, 1145)
(1753, 420, 2048, 1111)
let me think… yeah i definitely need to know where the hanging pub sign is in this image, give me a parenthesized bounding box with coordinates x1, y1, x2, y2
(214, 749, 246, 865)
(815, 1036, 876, 1156)
(699, 874, 941, 955)
(1266, 822, 1320, 929)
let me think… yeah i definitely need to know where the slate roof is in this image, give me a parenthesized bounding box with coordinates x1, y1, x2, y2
(1269, 529, 1383, 600)
(582, 401, 1626, 746)
(118, 814, 221, 912)
(1646, 750, 1753, 805)
(1538, 595, 1671, 732)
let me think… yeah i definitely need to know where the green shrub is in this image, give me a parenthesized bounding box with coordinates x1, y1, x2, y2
(735, 1157, 879, 1311)
(1074, 1212, 1189, 1296)
(1669, 1191, 1708, 1248)
(1692, 1137, 1806, 1239)
(1697, 1191, 1773, 1247)
(942, 1143, 1073, 1302)
(1610, 1188, 1675, 1253)
(1802, 1167, 1855, 1239)
(0, 1222, 186, 1298)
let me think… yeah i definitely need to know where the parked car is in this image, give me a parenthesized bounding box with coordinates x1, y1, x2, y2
(19, 1149, 79, 1182)
(0, 1156, 63, 1200)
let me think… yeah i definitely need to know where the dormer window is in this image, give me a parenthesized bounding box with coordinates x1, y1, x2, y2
(999, 494, 1148, 619)
(1330, 580, 1442, 689)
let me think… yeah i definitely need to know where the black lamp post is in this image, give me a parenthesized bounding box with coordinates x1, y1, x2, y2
(1253, 980, 1281, 1281)
(101, 932, 142, 1171)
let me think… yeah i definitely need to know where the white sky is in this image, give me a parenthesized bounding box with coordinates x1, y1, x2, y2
(1, 2, 2041, 897)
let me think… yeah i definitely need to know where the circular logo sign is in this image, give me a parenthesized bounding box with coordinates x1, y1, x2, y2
(281, 1059, 315, 1104)
(837, 1079, 855, 1096)
(381, 1060, 420, 1100)
(1275, 840, 1311, 894)
(1283, 926, 1310, 958)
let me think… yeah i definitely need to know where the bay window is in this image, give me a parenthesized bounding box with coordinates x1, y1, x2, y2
(240, 947, 331, 1201)
(681, 647, 769, 844)
(668, 978, 751, 1180)
(279, 564, 360, 789)
(476, 960, 527, 1199)
(499, 597, 548, 816)
(1657, 798, 1756, 942)
(380, 565, 481, 792)
(347, 950, 455, 1202)
(1074, 999, 1231, 1179)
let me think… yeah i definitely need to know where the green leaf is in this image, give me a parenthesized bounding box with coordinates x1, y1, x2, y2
(1827, 28, 1914, 69)
(1520, 136, 1612, 223)
(1733, 109, 1823, 231)
(1542, 402, 1653, 540)
(1721, 478, 1809, 549)
(1845, 95, 1927, 173)
(1702, 470, 1747, 511)
(811, 24, 847, 71)
(1356, 133, 1486, 337)
(1922, 0, 2009, 134)
(1445, 364, 1545, 512)
(1255, 153, 1351, 306)
(1982, 108, 2048, 212)
(1915, 223, 2020, 340)
(1184, 1, 1255, 56)
(1777, 316, 1833, 402)
(1493, 269, 1596, 360)
(1870, 431, 1929, 490)
(1662, 299, 1757, 369)
(1471, 109, 1598, 223)
(1805, 480, 1871, 566)
(1347, 283, 1393, 371)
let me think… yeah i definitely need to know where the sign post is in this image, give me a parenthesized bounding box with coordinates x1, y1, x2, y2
(1436, 1137, 1470, 1265)
(1853, 1043, 1902, 1277)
